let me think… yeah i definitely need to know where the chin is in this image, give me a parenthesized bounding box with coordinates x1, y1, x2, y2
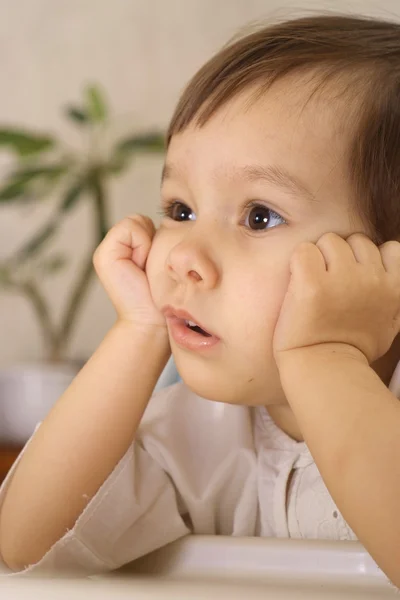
(172, 350, 268, 406)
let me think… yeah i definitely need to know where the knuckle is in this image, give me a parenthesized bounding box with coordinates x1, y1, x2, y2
(114, 217, 140, 240)
(116, 215, 138, 229)
(120, 216, 136, 229)
(318, 232, 338, 244)
(123, 214, 153, 235)
(347, 232, 370, 243)
(292, 241, 314, 259)
(92, 246, 103, 271)
(302, 279, 320, 296)
(128, 214, 149, 227)
(381, 240, 400, 253)
(302, 281, 326, 305)
(139, 215, 156, 235)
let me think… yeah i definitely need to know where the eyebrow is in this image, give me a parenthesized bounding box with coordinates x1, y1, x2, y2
(161, 163, 316, 203)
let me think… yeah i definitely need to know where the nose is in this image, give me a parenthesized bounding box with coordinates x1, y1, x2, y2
(165, 236, 219, 289)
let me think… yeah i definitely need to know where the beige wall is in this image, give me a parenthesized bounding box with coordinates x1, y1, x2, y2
(0, 0, 398, 364)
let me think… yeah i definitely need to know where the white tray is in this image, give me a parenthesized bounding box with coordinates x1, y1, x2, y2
(115, 535, 388, 583)
(1, 536, 397, 599)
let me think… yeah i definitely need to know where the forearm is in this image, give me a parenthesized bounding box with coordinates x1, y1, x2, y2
(0, 320, 170, 570)
(277, 345, 400, 587)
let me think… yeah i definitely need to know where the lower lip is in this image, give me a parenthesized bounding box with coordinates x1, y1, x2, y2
(167, 317, 220, 352)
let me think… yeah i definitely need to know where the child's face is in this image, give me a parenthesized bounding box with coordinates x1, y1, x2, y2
(146, 78, 367, 406)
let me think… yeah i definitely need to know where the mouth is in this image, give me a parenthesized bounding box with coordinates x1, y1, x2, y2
(182, 319, 212, 337)
(162, 305, 220, 351)
(162, 306, 214, 336)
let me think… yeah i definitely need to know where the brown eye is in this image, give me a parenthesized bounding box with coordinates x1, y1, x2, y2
(165, 201, 196, 222)
(245, 204, 285, 231)
(247, 205, 271, 230)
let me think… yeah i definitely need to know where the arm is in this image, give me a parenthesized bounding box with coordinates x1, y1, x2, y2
(0, 214, 170, 570)
(272, 232, 400, 587)
(277, 345, 400, 587)
(0, 320, 170, 570)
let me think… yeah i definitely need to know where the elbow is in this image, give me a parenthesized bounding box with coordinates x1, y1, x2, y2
(0, 537, 46, 573)
(375, 550, 400, 591)
(0, 531, 35, 572)
(386, 567, 400, 591)
(0, 532, 25, 572)
(0, 548, 26, 573)
(0, 517, 46, 572)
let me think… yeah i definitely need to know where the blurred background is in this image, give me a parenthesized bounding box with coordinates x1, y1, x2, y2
(0, 0, 399, 452)
(1, 0, 399, 364)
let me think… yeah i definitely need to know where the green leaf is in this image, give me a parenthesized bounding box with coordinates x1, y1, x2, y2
(65, 106, 89, 124)
(13, 164, 67, 183)
(10, 179, 86, 261)
(109, 132, 165, 174)
(0, 180, 29, 201)
(61, 179, 87, 213)
(86, 85, 108, 122)
(106, 154, 130, 174)
(0, 164, 68, 203)
(0, 129, 54, 156)
(115, 132, 165, 155)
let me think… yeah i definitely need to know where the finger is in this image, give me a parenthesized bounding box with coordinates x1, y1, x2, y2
(290, 241, 327, 285)
(130, 214, 157, 240)
(315, 232, 356, 272)
(346, 233, 384, 270)
(126, 216, 155, 270)
(379, 240, 400, 274)
(101, 216, 154, 270)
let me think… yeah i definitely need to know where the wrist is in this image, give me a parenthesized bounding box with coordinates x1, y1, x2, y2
(115, 316, 169, 340)
(275, 342, 369, 373)
(110, 318, 171, 363)
(275, 343, 371, 417)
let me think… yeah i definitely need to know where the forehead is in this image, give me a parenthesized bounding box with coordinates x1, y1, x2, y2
(166, 77, 353, 206)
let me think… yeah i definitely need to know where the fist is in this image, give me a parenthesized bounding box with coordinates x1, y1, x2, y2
(273, 232, 400, 364)
(93, 215, 166, 329)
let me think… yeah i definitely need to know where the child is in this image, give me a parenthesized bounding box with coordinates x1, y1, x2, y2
(1, 13, 400, 588)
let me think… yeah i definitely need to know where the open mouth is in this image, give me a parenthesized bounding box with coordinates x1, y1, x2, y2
(163, 306, 220, 350)
(162, 305, 219, 350)
(185, 320, 212, 337)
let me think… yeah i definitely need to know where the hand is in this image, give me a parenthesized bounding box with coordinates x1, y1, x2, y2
(93, 215, 167, 330)
(273, 232, 400, 364)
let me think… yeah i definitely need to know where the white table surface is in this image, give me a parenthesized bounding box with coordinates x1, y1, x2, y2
(0, 536, 398, 599)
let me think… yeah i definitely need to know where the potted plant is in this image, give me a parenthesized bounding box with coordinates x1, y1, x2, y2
(0, 85, 166, 444)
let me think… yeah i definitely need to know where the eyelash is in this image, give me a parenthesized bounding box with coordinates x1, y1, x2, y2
(159, 199, 286, 231)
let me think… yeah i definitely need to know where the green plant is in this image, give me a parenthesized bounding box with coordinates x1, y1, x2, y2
(0, 85, 165, 362)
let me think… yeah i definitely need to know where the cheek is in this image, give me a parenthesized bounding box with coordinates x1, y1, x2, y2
(233, 260, 291, 340)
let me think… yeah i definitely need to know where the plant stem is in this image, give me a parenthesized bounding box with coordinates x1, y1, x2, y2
(11, 278, 59, 359)
(90, 167, 108, 240)
(56, 168, 108, 358)
(22, 281, 61, 361)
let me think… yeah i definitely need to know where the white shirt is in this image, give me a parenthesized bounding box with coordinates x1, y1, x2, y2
(1, 360, 400, 576)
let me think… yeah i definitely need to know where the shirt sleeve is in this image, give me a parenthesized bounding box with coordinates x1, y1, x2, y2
(0, 418, 190, 576)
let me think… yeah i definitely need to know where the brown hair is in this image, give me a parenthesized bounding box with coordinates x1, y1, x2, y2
(167, 15, 400, 244)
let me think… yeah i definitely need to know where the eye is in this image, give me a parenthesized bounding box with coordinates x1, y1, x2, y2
(244, 204, 285, 231)
(162, 200, 196, 222)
